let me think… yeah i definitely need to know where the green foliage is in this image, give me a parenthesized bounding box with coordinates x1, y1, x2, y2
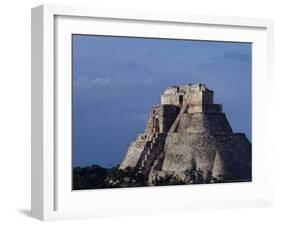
(152, 169, 220, 186)
(184, 168, 205, 184)
(103, 167, 148, 188)
(72, 164, 230, 190)
(73, 165, 147, 190)
(152, 175, 186, 186)
(72, 165, 108, 190)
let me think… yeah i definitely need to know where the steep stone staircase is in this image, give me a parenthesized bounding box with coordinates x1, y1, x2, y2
(137, 133, 166, 174)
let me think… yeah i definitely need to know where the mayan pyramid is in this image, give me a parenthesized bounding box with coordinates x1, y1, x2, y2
(119, 84, 251, 183)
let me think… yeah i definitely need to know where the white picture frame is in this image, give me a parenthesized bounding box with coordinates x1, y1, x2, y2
(31, 4, 274, 221)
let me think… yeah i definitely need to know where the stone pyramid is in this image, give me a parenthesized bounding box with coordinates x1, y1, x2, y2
(119, 84, 251, 183)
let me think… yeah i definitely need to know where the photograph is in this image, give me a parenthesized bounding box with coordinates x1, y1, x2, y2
(72, 35, 252, 190)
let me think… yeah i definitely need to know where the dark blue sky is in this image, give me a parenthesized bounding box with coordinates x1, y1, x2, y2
(72, 35, 252, 168)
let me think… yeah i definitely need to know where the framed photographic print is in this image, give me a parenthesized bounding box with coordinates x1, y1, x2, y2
(31, 4, 274, 221)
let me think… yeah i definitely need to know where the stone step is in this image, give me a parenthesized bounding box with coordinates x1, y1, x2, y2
(144, 154, 148, 161)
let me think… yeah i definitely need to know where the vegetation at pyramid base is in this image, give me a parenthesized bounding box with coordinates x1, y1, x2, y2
(72, 164, 235, 190)
(73, 165, 148, 190)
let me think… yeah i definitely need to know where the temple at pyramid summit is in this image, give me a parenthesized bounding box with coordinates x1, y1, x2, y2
(119, 84, 251, 184)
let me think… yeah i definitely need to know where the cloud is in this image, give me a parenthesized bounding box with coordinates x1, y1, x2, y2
(74, 76, 111, 89)
(91, 77, 111, 85)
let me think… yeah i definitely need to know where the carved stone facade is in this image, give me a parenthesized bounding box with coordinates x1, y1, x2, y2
(119, 84, 251, 183)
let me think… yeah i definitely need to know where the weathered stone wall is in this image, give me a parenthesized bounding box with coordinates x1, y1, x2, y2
(183, 89, 213, 105)
(160, 105, 180, 132)
(176, 112, 233, 133)
(187, 104, 221, 114)
(119, 133, 153, 169)
(151, 133, 251, 181)
(161, 84, 214, 106)
(161, 93, 181, 106)
(202, 90, 214, 104)
(144, 105, 179, 133)
(183, 91, 202, 104)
